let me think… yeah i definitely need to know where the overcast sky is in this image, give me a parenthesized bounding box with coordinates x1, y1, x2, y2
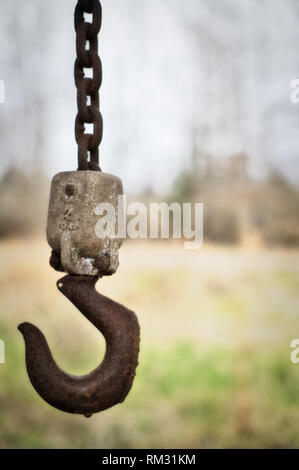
(0, 0, 299, 193)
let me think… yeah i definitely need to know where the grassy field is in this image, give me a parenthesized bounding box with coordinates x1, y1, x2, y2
(0, 238, 299, 448)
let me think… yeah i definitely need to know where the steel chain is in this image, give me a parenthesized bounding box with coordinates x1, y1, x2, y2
(75, 0, 103, 170)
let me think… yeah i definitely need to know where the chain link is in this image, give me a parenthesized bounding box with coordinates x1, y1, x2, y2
(75, 0, 103, 171)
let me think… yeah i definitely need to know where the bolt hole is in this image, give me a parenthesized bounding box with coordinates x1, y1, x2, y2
(65, 184, 75, 197)
(58, 282, 63, 289)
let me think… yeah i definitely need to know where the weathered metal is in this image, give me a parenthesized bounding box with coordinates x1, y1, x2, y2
(19, 275, 140, 417)
(47, 171, 123, 276)
(75, 0, 103, 170)
(18, 0, 141, 417)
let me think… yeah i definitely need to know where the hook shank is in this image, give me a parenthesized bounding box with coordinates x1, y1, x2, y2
(18, 275, 140, 417)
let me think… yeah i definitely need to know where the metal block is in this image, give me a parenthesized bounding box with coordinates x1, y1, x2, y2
(47, 171, 123, 276)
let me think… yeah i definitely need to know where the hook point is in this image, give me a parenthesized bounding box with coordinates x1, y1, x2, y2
(19, 275, 140, 416)
(18, 322, 32, 335)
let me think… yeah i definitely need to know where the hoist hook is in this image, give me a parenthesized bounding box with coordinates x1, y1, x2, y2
(18, 275, 140, 417)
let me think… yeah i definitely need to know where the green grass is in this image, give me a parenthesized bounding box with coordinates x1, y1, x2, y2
(1, 337, 299, 448)
(1, 239, 299, 448)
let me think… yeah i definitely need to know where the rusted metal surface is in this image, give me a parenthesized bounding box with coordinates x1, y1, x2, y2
(47, 171, 123, 276)
(19, 275, 140, 417)
(19, 0, 140, 417)
(75, 0, 103, 171)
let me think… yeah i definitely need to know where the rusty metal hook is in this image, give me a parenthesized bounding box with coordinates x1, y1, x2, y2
(18, 275, 140, 417)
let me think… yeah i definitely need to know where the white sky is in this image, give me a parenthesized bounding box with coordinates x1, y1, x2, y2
(0, 0, 299, 194)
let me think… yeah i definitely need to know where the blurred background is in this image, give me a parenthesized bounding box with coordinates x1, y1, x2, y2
(1, 0, 299, 448)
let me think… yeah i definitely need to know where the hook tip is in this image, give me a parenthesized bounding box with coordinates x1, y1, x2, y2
(18, 322, 34, 335)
